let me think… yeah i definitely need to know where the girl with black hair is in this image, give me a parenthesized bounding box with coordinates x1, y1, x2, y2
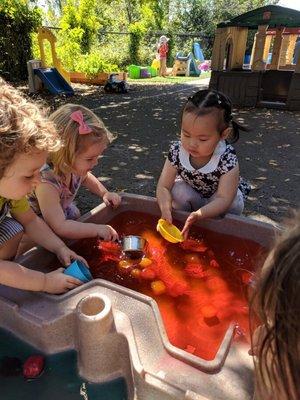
(156, 89, 250, 238)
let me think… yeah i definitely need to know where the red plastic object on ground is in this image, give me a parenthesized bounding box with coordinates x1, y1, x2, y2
(23, 355, 45, 379)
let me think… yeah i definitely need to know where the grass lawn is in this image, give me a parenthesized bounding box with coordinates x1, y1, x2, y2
(128, 71, 211, 85)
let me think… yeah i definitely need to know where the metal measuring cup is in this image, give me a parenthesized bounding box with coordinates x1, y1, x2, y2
(120, 235, 148, 259)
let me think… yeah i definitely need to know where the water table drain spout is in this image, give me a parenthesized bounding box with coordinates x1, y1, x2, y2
(75, 294, 115, 382)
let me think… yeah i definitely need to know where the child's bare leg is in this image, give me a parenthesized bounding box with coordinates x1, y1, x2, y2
(171, 179, 206, 211)
(16, 233, 36, 257)
(0, 232, 23, 260)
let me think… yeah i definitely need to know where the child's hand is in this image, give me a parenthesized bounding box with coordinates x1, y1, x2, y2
(43, 268, 83, 294)
(95, 224, 119, 241)
(181, 211, 201, 240)
(55, 245, 88, 267)
(103, 192, 121, 208)
(161, 208, 172, 224)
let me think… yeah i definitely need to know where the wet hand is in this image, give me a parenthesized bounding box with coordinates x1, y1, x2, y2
(181, 211, 201, 240)
(56, 245, 89, 267)
(96, 224, 119, 241)
(43, 268, 83, 294)
(103, 192, 121, 208)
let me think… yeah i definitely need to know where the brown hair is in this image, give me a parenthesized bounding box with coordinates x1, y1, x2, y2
(48, 104, 113, 176)
(251, 213, 300, 400)
(0, 78, 60, 179)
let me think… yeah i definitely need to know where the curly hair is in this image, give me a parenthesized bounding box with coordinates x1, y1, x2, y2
(48, 103, 114, 176)
(0, 78, 61, 179)
(251, 213, 300, 400)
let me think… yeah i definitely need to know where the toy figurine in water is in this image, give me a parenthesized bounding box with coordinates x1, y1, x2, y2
(104, 74, 129, 94)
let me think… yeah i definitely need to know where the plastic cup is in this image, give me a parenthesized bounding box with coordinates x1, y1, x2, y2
(64, 260, 93, 283)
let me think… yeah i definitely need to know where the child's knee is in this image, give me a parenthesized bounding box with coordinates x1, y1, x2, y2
(0, 231, 23, 260)
(171, 181, 193, 211)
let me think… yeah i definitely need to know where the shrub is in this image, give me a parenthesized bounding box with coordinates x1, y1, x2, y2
(0, 0, 41, 81)
(74, 52, 118, 76)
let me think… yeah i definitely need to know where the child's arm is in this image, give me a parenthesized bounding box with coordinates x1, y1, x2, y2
(13, 208, 88, 266)
(34, 183, 118, 241)
(181, 165, 240, 238)
(0, 260, 82, 294)
(156, 159, 177, 223)
(82, 172, 121, 208)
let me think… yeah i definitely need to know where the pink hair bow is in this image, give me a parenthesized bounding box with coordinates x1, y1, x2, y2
(70, 110, 92, 134)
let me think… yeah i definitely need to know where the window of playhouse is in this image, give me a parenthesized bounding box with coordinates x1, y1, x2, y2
(223, 41, 232, 71)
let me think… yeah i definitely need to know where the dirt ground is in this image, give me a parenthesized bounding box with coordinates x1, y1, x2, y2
(22, 79, 300, 226)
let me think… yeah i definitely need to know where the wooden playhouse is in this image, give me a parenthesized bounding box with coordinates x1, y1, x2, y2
(209, 5, 300, 110)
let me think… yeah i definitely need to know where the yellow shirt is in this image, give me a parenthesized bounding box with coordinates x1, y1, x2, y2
(0, 196, 30, 215)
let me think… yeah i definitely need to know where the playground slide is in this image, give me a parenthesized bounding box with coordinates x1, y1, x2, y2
(34, 68, 74, 96)
(193, 42, 205, 62)
(189, 56, 201, 77)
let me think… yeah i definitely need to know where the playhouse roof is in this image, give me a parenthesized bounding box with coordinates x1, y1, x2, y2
(218, 5, 300, 29)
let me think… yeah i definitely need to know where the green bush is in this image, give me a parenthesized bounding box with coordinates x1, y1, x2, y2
(56, 28, 83, 71)
(128, 22, 146, 66)
(0, 0, 41, 81)
(75, 52, 118, 76)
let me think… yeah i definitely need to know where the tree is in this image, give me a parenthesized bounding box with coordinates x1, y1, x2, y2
(60, 0, 100, 53)
(0, 0, 41, 81)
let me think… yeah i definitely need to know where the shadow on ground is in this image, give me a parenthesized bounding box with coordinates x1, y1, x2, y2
(21, 81, 300, 224)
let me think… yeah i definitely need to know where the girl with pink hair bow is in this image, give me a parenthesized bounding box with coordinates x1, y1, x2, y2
(27, 104, 121, 246)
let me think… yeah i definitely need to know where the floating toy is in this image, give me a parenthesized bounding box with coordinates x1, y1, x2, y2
(23, 355, 45, 379)
(118, 259, 134, 271)
(184, 263, 207, 279)
(167, 281, 188, 297)
(64, 260, 93, 283)
(151, 280, 166, 296)
(140, 268, 156, 280)
(131, 268, 141, 278)
(139, 257, 152, 268)
(156, 219, 183, 243)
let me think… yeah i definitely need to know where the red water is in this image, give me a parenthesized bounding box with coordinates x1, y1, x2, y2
(72, 211, 266, 361)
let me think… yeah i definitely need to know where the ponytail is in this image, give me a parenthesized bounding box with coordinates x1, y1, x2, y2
(230, 119, 248, 143)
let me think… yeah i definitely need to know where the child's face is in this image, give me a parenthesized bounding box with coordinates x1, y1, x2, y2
(181, 112, 228, 158)
(0, 150, 47, 200)
(73, 141, 107, 177)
